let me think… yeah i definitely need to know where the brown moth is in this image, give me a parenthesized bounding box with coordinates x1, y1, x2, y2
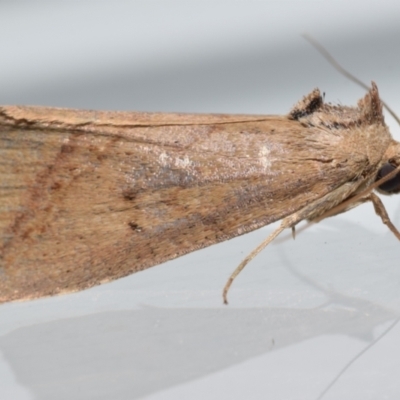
(1, 83, 400, 304)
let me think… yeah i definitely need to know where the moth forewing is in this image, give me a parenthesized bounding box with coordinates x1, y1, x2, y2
(1, 84, 399, 304)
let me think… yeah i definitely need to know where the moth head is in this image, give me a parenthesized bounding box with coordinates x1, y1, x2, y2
(376, 163, 400, 194)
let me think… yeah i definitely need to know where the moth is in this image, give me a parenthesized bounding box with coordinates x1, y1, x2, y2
(1, 80, 400, 304)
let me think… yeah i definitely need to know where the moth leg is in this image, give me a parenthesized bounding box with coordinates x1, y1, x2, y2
(223, 215, 295, 304)
(223, 202, 318, 304)
(223, 181, 361, 304)
(313, 192, 400, 240)
(367, 192, 400, 240)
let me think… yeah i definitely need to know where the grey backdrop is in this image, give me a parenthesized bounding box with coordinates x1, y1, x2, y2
(1, 2, 400, 400)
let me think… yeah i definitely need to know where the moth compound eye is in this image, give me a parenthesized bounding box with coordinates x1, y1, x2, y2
(377, 163, 400, 193)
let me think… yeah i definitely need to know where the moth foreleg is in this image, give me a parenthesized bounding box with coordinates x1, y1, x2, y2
(368, 192, 400, 241)
(313, 191, 400, 239)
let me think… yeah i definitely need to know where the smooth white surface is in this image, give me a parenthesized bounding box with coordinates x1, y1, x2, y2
(1, 1, 400, 400)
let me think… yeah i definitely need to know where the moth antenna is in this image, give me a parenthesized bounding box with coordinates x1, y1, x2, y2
(302, 33, 400, 127)
(316, 317, 400, 400)
(223, 223, 286, 304)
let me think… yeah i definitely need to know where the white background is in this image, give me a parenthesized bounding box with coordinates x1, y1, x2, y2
(1, 1, 400, 400)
